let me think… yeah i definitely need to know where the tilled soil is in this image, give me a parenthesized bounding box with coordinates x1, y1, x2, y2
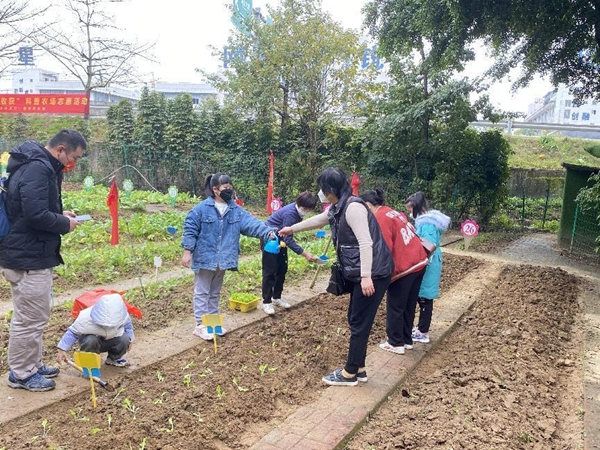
(0, 254, 480, 449)
(345, 265, 584, 450)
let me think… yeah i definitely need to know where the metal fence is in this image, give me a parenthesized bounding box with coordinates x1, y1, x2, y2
(570, 203, 600, 257)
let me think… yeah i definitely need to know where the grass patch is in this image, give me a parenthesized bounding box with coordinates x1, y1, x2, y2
(506, 135, 600, 169)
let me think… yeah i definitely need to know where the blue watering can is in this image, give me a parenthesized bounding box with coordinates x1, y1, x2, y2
(264, 236, 280, 254)
(166, 226, 177, 238)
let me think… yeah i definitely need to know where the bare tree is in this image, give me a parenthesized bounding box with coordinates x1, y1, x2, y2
(0, 0, 47, 76)
(31, 0, 154, 96)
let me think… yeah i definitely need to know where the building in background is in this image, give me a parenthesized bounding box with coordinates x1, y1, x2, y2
(525, 84, 600, 138)
(9, 68, 221, 116)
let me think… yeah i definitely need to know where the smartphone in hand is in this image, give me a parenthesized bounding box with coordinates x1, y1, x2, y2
(74, 215, 92, 222)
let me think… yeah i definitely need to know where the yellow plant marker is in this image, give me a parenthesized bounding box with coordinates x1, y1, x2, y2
(74, 351, 102, 408)
(202, 314, 224, 354)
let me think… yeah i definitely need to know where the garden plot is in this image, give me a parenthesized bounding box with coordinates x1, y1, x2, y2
(0, 255, 480, 449)
(345, 265, 584, 450)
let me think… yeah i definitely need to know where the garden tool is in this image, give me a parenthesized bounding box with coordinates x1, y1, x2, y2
(264, 235, 280, 254)
(66, 358, 109, 390)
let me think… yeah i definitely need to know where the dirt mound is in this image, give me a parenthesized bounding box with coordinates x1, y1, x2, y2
(345, 265, 584, 450)
(0, 255, 482, 449)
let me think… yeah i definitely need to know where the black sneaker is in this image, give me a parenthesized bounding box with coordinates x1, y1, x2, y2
(7, 372, 56, 392)
(356, 370, 367, 382)
(37, 365, 60, 378)
(322, 369, 358, 386)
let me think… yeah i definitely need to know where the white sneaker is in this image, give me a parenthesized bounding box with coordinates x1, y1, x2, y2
(272, 298, 291, 308)
(261, 302, 275, 315)
(412, 330, 430, 343)
(192, 325, 214, 341)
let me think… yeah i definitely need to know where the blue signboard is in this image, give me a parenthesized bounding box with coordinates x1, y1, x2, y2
(362, 46, 384, 71)
(223, 46, 246, 68)
(18, 47, 34, 65)
(232, 0, 253, 33)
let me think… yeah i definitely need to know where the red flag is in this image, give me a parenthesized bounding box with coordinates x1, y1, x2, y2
(266, 149, 274, 213)
(351, 171, 361, 196)
(106, 179, 119, 245)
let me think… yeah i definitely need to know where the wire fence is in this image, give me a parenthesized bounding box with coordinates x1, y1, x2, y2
(570, 203, 600, 257)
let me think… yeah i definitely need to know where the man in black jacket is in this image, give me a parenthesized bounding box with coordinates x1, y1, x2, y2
(0, 129, 86, 392)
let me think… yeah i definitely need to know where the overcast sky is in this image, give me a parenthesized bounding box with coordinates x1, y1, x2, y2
(10, 0, 552, 113)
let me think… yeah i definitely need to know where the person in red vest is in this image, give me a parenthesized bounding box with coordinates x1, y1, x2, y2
(360, 189, 428, 355)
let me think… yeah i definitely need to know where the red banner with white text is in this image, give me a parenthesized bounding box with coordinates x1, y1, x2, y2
(0, 94, 90, 115)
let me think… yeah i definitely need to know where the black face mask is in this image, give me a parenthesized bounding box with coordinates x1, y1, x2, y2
(219, 189, 233, 202)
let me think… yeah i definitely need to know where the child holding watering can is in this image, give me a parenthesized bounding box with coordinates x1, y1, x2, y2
(181, 173, 277, 341)
(260, 191, 319, 315)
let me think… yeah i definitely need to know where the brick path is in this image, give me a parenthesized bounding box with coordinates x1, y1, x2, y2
(250, 263, 503, 450)
(2, 232, 598, 449)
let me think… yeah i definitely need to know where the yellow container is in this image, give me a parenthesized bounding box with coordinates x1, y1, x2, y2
(229, 298, 259, 312)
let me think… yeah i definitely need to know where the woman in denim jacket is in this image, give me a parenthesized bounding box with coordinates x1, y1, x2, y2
(181, 173, 275, 341)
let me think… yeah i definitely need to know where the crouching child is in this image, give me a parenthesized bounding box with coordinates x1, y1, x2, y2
(56, 294, 134, 367)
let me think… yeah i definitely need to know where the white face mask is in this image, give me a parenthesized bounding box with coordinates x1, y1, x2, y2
(296, 205, 308, 217)
(318, 190, 328, 203)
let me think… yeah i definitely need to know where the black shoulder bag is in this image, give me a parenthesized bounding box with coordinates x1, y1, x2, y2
(325, 214, 352, 296)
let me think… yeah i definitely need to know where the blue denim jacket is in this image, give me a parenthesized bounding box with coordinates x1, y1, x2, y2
(181, 197, 274, 272)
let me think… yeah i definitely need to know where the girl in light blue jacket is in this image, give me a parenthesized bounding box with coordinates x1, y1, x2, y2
(181, 173, 275, 341)
(405, 192, 450, 344)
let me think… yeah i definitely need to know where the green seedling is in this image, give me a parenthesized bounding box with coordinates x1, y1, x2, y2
(156, 370, 164, 382)
(272, 341, 277, 348)
(198, 368, 213, 378)
(122, 398, 138, 418)
(139, 437, 147, 450)
(216, 385, 227, 400)
(295, 351, 304, 357)
(259, 363, 277, 375)
(158, 417, 174, 433)
(322, 334, 329, 341)
(90, 428, 102, 435)
(248, 349, 257, 355)
(518, 432, 534, 443)
(4, 310, 13, 321)
(69, 407, 90, 422)
(152, 392, 168, 405)
(31, 418, 52, 442)
(259, 363, 268, 376)
(112, 387, 126, 403)
(240, 364, 247, 372)
(193, 412, 204, 423)
(203, 356, 210, 364)
(232, 377, 249, 392)
(336, 327, 342, 334)
(138, 389, 146, 395)
(41, 419, 51, 438)
(107, 413, 112, 430)
(316, 344, 322, 351)
(183, 374, 192, 386)
(183, 361, 195, 370)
